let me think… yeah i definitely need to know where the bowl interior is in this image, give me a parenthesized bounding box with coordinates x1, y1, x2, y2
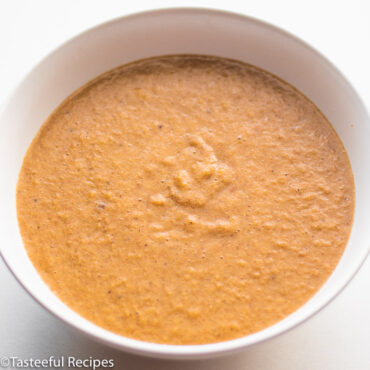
(0, 8, 369, 359)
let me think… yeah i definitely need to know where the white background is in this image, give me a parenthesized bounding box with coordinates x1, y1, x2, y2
(0, 1, 369, 369)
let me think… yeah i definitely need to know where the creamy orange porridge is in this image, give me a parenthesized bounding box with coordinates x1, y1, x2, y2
(17, 55, 354, 344)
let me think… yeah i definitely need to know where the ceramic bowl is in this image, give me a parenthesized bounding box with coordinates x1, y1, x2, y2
(1, 8, 369, 359)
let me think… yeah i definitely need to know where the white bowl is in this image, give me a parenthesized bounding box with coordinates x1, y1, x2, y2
(0, 8, 369, 360)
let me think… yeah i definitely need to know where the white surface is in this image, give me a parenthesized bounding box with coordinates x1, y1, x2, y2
(0, 0, 369, 369)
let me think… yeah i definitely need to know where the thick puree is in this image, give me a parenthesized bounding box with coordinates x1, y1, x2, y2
(17, 55, 354, 344)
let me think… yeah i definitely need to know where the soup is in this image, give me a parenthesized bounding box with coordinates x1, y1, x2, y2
(17, 55, 354, 344)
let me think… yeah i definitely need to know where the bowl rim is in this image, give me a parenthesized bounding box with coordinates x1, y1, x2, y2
(1, 6, 370, 359)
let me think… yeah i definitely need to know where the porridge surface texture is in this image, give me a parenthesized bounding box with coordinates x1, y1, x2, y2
(17, 55, 354, 344)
